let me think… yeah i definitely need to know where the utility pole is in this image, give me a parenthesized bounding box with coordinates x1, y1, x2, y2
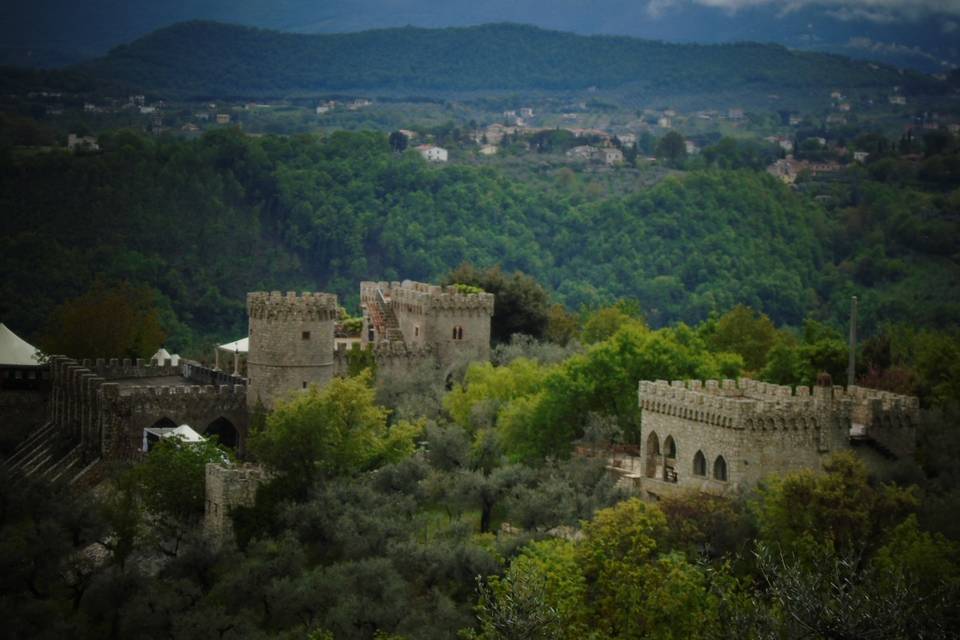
(847, 296, 858, 388)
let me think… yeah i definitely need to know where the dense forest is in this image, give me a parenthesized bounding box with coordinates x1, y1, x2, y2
(2, 127, 958, 354)
(77, 22, 942, 98)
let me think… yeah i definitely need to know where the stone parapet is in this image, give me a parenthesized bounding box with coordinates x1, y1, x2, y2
(361, 280, 495, 316)
(247, 291, 339, 321)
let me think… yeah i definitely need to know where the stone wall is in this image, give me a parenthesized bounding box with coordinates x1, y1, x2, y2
(204, 462, 269, 544)
(634, 378, 918, 497)
(45, 355, 248, 467)
(360, 280, 494, 371)
(247, 291, 339, 409)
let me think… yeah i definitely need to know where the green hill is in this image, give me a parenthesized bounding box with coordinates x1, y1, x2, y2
(79, 21, 935, 98)
(3, 129, 957, 352)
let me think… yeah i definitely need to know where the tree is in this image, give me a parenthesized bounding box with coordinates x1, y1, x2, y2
(39, 282, 166, 359)
(388, 131, 408, 153)
(443, 264, 549, 343)
(655, 131, 687, 167)
(708, 305, 777, 371)
(249, 372, 417, 491)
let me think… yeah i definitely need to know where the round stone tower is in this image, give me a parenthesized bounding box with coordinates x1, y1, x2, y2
(246, 291, 338, 409)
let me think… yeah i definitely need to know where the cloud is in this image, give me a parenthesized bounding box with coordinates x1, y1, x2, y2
(644, 0, 960, 20)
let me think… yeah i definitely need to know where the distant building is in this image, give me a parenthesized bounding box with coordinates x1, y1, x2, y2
(788, 114, 802, 126)
(519, 107, 535, 118)
(889, 95, 907, 106)
(599, 147, 624, 165)
(728, 108, 745, 120)
(67, 134, 99, 152)
(139, 106, 157, 115)
(216, 113, 231, 124)
(566, 145, 598, 161)
(416, 145, 448, 162)
(853, 151, 870, 163)
(684, 140, 700, 155)
(478, 144, 498, 156)
(616, 133, 637, 146)
(657, 117, 672, 129)
(838, 102, 851, 112)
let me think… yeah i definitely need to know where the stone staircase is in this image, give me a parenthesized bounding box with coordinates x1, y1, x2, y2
(1, 421, 98, 485)
(372, 288, 404, 343)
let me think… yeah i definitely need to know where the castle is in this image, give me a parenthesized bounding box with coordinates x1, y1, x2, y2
(0, 280, 495, 487)
(598, 377, 919, 497)
(1, 280, 924, 542)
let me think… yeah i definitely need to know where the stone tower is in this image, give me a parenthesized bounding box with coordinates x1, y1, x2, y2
(246, 291, 338, 409)
(360, 280, 495, 371)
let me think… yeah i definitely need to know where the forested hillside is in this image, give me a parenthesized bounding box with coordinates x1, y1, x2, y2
(2, 128, 957, 353)
(80, 22, 936, 97)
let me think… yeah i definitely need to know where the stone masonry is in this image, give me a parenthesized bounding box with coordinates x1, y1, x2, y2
(616, 378, 919, 498)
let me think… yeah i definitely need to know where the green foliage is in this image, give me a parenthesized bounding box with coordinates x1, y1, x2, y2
(444, 265, 549, 344)
(249, 372, 415, 490)
(38, 281, 166, 359)
(707, 305, 777, 371)
(752, 452, 918, 557)
(131, 436, 228, 524)
(655, 131, 687, 167)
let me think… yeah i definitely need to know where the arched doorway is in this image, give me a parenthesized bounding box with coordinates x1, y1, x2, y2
(206, 417, 239, 449)
(645, 431, 660, 478)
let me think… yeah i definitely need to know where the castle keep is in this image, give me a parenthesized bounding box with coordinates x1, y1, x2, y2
(607, 378, 919, 497)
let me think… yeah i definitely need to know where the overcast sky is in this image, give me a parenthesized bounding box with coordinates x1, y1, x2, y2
(645, 0, 960, 19)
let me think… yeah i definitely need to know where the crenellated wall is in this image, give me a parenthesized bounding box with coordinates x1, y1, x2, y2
(331, 341, 435, 378)
(360, 280, 494, 369)
(633, 378, 919, 497)
(45, 355, 249, 468)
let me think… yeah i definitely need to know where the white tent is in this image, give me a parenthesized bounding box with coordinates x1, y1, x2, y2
(217, 337, 248, 354)
(142, 424, 205, 452)
(0, 323, 41, 366)
(150, 347, 180, 366)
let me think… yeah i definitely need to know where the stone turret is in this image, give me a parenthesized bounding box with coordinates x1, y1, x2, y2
(246, 291, 339, 409)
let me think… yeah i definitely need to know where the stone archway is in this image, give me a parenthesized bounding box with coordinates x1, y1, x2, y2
(205, 417, 239, 449)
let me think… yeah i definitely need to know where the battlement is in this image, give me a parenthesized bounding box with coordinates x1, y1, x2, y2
(99, 383, 246, 400)
(361, 280, 495, 315)
(247, 291, 339, 321)
(332, 341, 434, 377)
(638, 378, 919, 432)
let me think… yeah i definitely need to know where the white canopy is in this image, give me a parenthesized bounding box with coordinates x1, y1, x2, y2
(150, 347, 180, 366)
(142, 424, 205, 452)
(217, 337, 248, 354)
(0, 323, 41, 366)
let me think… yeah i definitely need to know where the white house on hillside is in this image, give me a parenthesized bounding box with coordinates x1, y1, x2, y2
(417, 145, 448, 162)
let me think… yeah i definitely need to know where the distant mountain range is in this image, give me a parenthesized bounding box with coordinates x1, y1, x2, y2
(69, 21, 939, 99)
(2, 0, 957, 73)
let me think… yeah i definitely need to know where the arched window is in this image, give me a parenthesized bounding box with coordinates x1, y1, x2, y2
(644, 431, 660, 478)
(452, 326, 464, 340)
(713, 455, 727, 481)
(664, 435, 677, 459)
(693, 450, 706, 476)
